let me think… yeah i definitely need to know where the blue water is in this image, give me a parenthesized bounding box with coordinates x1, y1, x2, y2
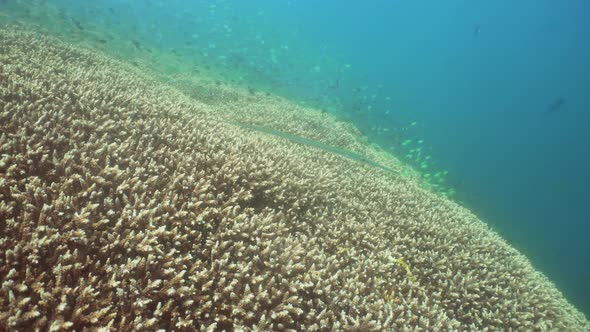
(303, 0, 590, 314)
(3, 0, 588, 316)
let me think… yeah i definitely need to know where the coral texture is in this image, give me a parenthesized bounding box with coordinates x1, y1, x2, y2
(1, 27, 588, 331)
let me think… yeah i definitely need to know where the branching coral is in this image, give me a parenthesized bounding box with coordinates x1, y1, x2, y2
(0, 25, 588, 331)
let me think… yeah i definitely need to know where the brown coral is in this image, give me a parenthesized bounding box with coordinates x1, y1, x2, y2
(0, 26, 588, 331)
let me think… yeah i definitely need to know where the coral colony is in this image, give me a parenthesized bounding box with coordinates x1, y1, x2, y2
(1, 27, 589, 331)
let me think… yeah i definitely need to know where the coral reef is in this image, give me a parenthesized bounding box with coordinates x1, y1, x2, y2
(1, 26, 589, 331)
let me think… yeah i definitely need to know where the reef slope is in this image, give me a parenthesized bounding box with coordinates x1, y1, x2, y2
(1, 27, 588, 331)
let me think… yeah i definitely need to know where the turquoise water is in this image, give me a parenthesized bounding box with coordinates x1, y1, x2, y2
(2, 0, 589, 316)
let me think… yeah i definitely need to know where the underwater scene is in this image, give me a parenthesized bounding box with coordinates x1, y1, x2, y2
(0, 0, 589, 330)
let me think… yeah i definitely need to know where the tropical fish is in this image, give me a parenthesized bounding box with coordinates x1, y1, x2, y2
(474, 24, 481, 36)
(71, 18, 84, 30)
(545, 97, 565, 114)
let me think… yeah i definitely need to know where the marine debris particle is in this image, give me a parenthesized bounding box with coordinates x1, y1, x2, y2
(397, 258, 417, 283)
